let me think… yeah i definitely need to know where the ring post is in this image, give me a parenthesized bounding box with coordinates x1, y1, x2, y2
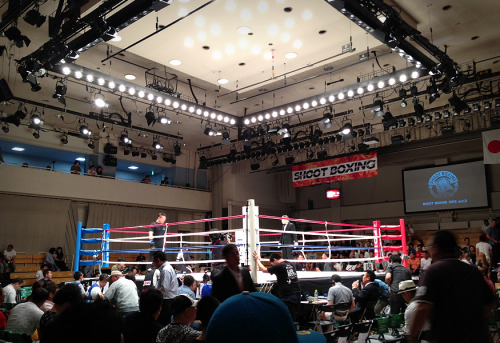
(400, 219, 408, 268)
(74, 222, 83, 272)
(373, 221, 382, 264)
(247, 199, 259, 283)
(162, 224, 169, 253)
(102, 224, 110, 268)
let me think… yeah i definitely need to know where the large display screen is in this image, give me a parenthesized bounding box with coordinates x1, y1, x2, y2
(403, 161, 488, 213)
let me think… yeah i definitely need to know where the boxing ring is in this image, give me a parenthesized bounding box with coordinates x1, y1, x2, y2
(74, 199, 408, 291)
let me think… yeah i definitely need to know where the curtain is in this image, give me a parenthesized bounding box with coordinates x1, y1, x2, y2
(0, 193, 77, 258)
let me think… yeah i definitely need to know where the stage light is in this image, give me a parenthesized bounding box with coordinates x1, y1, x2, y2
(448, 93, 468, 114)
(132, 150, 140, 157)
(408, 118, 415, 126)
(443, 110, 451, 118)
(320, 113, 333, 129)
(4, 26, 30, 47)
(141, 152, 147, 159)
(53, 81, 67, 106)
(80, 125, 91, 136)
(285, 156, 295, 165)
(382, 111, 397, 129)
(153, 141, 163, 151)
(60, 134, 68, 144)
(341, 123, 352, 135)
(88, 140, 95, 149)
(31, 114, 42, 126)
(120, 133, 132, 145)
(24, 7, 46, 28)
(484, 101, 492, 110)
(2, 124, 9, 133)
(204, 127, 217, 136)
(33, 130, 40, 139)
(174, 143, 181, 156)
(463, 121, 471, 132)
(414, 101, 425, 116)
(400, 100, 407, 108)
(371, 100, 384, 117)
(94, 93, 106, 108)
(158, 116, 171, 124)
(424, 114, 432, 122)
(473, 103, 481, 112)
(405, 132, 412, 142)
(250, 163, 260, 171)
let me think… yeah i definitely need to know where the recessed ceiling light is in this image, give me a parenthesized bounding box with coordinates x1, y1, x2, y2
(293, 39, 302, 49)
(240, 9, 251, 20)
(124, 74, 136, 80)
(251, 45, 261, 54)
(169, 59, 182, 66)
(225, 0, 236, 11)
(281, 33, 290, 42)
(184, 38, 194, 47)
(225, 45, 235, 54)
(12, 147, 25, 151)
(179, 8, 188, 17)
(111, 35, 121, 42)
(218, 78, 229, 85)
(212, 50, 222, 59)
(257, 1, 268, 12)
(268, 25, 279, 35)
(302, 10, 313, 20)
(197, 32, 207, 41)
(237, 26, 252, 35)
(128, 166, 139, 170)
(210, 23, 221, 35)
(285, 52, 297, 59)
(76, 157, 86, 162)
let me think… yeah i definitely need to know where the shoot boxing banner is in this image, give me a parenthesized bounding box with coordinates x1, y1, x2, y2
(292, 152, 378, 188)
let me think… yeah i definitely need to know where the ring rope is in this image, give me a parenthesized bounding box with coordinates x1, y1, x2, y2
(258, 215, 372, 228)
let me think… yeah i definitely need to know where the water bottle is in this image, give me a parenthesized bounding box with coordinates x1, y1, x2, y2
(314, 289, 318, 300)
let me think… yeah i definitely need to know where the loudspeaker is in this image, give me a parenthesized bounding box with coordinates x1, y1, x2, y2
(103, 155, 117, 167)
(104, 143, 117, 154)
(0, 79, 13, 102)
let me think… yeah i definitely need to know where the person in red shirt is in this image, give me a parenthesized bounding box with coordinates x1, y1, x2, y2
(415, 244, 424, 259)
(408, 252, 420, 276)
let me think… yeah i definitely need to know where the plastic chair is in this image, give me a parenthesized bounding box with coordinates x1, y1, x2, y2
(370, 316, 405, 343)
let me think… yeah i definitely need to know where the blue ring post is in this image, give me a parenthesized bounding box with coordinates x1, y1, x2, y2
(103, 224, 110, 267)
(74, 222, 83, 272)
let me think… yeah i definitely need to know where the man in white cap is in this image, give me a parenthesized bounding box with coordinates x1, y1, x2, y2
(398, 280, 430, 343)
(103, 270, 139, 316)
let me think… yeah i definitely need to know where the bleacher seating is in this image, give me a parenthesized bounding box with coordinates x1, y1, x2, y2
(10, 271, 74, 286)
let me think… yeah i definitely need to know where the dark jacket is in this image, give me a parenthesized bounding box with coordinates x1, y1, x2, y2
(212, 266, 256, 303)
(279, 222, 298, 245)
(351, 282, 379, 320)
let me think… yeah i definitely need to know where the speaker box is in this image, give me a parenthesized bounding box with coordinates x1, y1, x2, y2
(104, 143, 117, 154)
(103, 155, 117, 167)
(0, 79, 13, 102)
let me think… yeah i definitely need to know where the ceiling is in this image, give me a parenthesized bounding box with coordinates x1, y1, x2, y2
(1, 0, 499, 165)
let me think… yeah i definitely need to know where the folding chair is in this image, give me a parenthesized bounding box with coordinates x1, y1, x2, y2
(370, 316, 405, 343)
(310, 304, 336, 333)
(336, 324, 353, 343)
(352, 320, 373, 343)
(332, 302, 352, 325)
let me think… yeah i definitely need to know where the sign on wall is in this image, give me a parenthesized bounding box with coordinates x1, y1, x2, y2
(292, 152, 378, 188)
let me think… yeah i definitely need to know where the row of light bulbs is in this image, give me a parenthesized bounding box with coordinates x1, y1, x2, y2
(242, 69, 421, 126)
(61, 66, 237, 126)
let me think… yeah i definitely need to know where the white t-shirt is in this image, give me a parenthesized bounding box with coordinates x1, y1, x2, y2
(5, 301, 43, 335)
(3, 284, 17, 303)
(4, 249, 16, 261)
(420, 257, 432, 270)
(404, 301, 430, 342)
(476, 242, 492, 260)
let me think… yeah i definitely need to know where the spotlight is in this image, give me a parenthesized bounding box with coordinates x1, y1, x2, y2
(448, 93, 468, 114)
(60, 134, 68, 144)
(484, 101, 492, 110)
(204, 127, 217, 136)
(472, 103, 481, 112)
(23, 7, 46, 28)
(496, 99, 500, 108)
(398, 119, 406, 127)
(94, 93, 106, 108)
(250, 163, 260, 171)
(463, 121, 471, 132)
(124, 148, 130, 155)
(371, 100, 384, 117)
(4, 26, 30, 48)
(2, 124, 9, 133)
(408, 118, 416, 126)
(443, 110, 451, 118)
(278, 123, 290, 136)
(285, 156, 295, 165)
(153, 141, 163, 151)
(391, 135, 404, 145)
(414, 102, 424, 116)
(145, 111, 156, 126)
(141, 152, 147, 158)
(80, 125, 91, 137)
(88, 140, 95, 149)
(382, 111, 397, 129)
(434, 112, 442, 120)
(399, 88, 407, 98)
(53, 81, 67, 106)
(120, 133, 132, 145)
(405, 132, 411, 142)
(442, 125, 455, 135)
(152, 154, 157, 160)
(158, 115, 171, 124)
(31, 114, 42, 126)
(400, 100, 407, 108)
(317, 150, 328, 160)
(174, 143, 181, 156)
(340, 123, 352, 135)
(424, 114, 432, 122)
(358, 129, 365, 137)
(132, 150, 140, 157)
(33, 130, 40, 139)
(320, 113, 333, 128)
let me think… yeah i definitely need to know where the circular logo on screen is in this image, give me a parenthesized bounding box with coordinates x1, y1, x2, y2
(428, 171, 458, 199)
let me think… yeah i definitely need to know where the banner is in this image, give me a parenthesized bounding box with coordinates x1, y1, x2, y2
(292, 152, 378, 188)
(483, 129, 500, 164)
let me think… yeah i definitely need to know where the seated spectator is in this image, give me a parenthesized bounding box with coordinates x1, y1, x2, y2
(415, 244, 424, 259)
(195, 296, 220, 342)
(319, 253, 334, 271)
(200, 273, 213, 298)
(3, 279, 22, 304)
(96, 165, 104, 176)
(477, 252, 490, 279)
(55, 247, 68, 271)
(22, 162, 29, 168)
(178, 275, 197, 299)
(36, 264, 48, 280)
(320, 274, 354, 322)
(420, 251, 432, 275)
(88, 165, 97, 176)
(72, 271, 86, 295)
(156, 294, 200, 343)
(45, 247, 58, 271)
(5, 288, 48, 335)
(205, 292, 325, 343)
(86, 273, 109, 300)
(293, 253, 305, 271)
(0, 286, 7, 329)
(462, 252, 473, 265)
(83, 264, 94, 278)
(3, 244, 16, 272)
(39, 283, 83, 340)
(142, 175, 152, 184)
(40, 269, 53, 284)
(70, 160, 82, 174)
(40, 281, 57, 312)
(469, 245, 477, 264)
(123, 288, 164, 343)
(136, 253, 147, 273)
(41, 299, 123, 343)
(408, 252, 421, 275)
(111, 257, 126, 272)
(160, 176, 169, 186)
(350, 270, 379, 323)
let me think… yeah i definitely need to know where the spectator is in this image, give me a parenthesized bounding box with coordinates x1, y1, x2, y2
(40, 281, 57, 312)
(0, 287, 7, 330)
(409, 231, 495, 343)
(41, 299, 123, 343)
(320, 274, 354, 323)
(22, 162, 28, 168)
(45, 247, 58, 271)
(212, 244, 256, 303)
(469, 245, 477, 264)
(476, 253, 491, 279)
(350, 270, 379, 323)
(205, 292, 325, 343)
(415, 244, 424, 259)
(179, 275, 197, 299)
(39, 283, 83, 340)
(5, 288, 48, 335)
(195, 296, 220, 342)
(88, 165, 97, 176)
(96, 165, 104, 176)
(408, 252, 420, 276)
(419, 250, 432, 275)
(200, 273, 213, 298)
(3, 279, 23, 304)
(36, 264, 48, 280)
(152, 251, 179, 325)
(486, 218, 500, 267)
(103, 270, 139, 316)
(70, 160, 82, 174)
(156, 294, 200, 343)
(476, 234, 492, 265)
(86, 273, 109, 300)
(111, 257, 126, 272)
(55, 247, 68, 271)
(136, 252, 147, 273)
(482, 219, 490, 233)
(385, 254, 411, 315)
(479, 267, 496, 295)
(160, 176, 169, 186)
(73, 271, 86, 295)
(40, 269, 53, 284)
(3, 244, 16, 272)
(123, 288, 164, 343)
(253, 251, 302, 321)
(398, 280, 430, 342)
(462, 237, 472, 252)
(373, 278, 391, 316)
(142, 175, 152, 184)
